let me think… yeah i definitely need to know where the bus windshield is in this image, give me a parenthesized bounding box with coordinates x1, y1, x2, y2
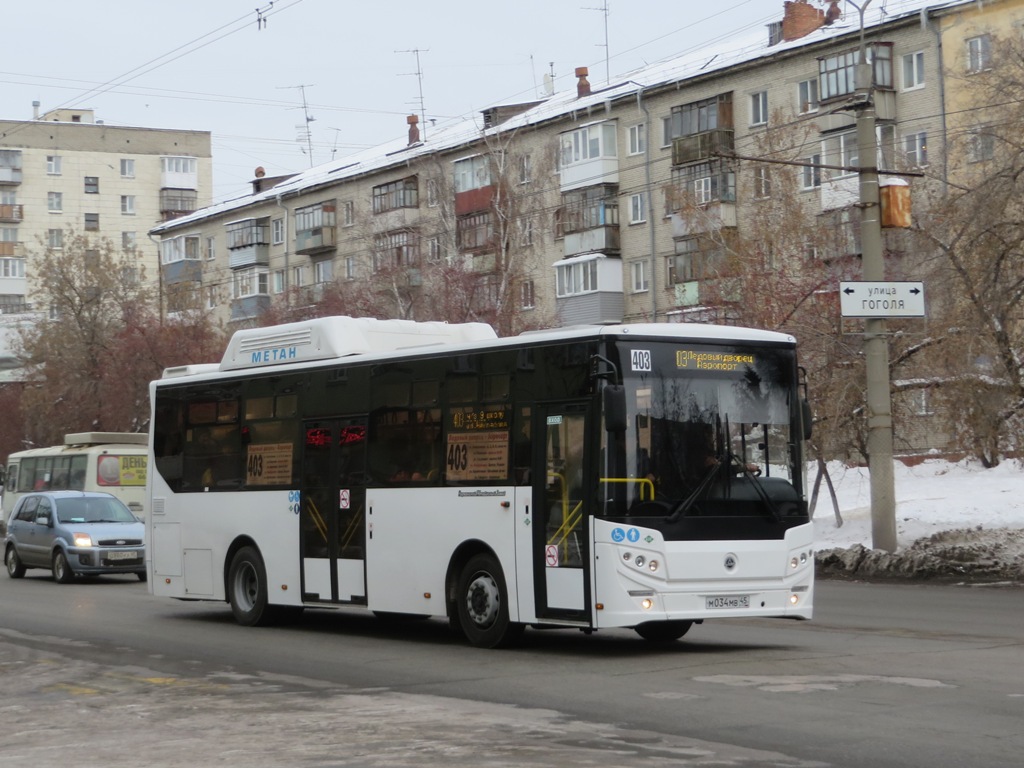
(603, 341, 806, 531)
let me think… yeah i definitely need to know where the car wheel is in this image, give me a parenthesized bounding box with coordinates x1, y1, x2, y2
(634, 620, 693, 643)
(5, 546, 26, 579)
(228, 546, 277, 626)
(52, 550, 75, 584)
(455, 553, 523, 648)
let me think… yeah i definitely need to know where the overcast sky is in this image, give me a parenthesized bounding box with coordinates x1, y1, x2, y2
(5, 0, 823, 202)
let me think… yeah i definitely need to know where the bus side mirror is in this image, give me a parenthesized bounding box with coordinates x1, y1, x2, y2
(603, 385, 627, 433)
(801, 398, 813, 440)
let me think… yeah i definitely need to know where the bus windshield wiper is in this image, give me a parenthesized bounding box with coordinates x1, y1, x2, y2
(723, 450, 784, 523)
(665, 462, 721, 523)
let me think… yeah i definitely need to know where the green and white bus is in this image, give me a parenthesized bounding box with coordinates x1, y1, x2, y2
(146, 316, 814, 647)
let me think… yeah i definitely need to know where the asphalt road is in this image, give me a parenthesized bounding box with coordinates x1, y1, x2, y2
(0, 573, 1021, 767)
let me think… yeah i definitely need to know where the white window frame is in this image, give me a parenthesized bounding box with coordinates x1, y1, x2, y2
(453, 155, 491, 193)
(345, 256, 356, 280)
(122, 231, 137, 251)
(555, 257, 600, 297)
(631, 260, 649, 293)
(753, 166, 771, 198)
(558, 122, 617, 168)
(966, 34, 992, 74)
(629, 192, 646, 224)
(750, 90, 768, 126)
(205, 236, 216, 260)
(0, 257, 25, 278)
(904, 131, 928, 167)
(292, 266, 305, 288)
(47, 228, 63, 248)
(342, 200, 355, 227)
(798, 78, 819, 114)
(970, 126, 995, 162)
(120, 158, 135, 178)
(120, 195, 135, 215)
(801, 154, 822, 190)
(47, 192, 63, 212)
(518, 155, 532, 184)
(272, 217, 284, 245)
(46, 155, 62, 175)
(314, 259, 334, 284)
(232, 266, 269, 299)
(520, 279, 535, 309)
(206, 286, 218, 310)
(902, 51, 925, 90)
(628, 124, 646, 156)
(272, 269, 286, 294)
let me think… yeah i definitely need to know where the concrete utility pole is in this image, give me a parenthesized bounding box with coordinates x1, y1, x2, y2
(850, 0, 898, 552)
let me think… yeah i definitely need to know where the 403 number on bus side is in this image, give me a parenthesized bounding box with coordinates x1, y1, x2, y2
(447, 442, 469, 472)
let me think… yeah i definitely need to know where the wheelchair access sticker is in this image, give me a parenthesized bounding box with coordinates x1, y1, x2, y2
(611, 527, 641, 543)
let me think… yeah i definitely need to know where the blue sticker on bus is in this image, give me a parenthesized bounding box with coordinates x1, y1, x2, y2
(611, 527, 625, 542)
(627, 528, 640, 542)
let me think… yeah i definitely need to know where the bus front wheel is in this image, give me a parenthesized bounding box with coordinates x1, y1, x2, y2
(456, 553, 522, 648)
(228, 546, 275, 626)
(635, 620, 693, 643)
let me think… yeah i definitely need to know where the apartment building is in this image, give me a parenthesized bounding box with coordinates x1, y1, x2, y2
(0, 107, 212, 314)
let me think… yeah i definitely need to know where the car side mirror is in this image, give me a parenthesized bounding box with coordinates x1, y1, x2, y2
(36, 515, 51, 527)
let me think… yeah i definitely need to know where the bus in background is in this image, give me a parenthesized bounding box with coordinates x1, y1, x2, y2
(1, 433, 148, 519)
(147, 316, 814, 648)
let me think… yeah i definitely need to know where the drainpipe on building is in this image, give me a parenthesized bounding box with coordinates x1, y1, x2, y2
(146, 232, 165, 324)
(276, 194, 290, 307)
(628, 81, 658, 323)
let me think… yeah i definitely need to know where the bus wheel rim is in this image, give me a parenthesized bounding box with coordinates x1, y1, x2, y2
(235, 563, 258, 610)
(466, 572, 499, 628)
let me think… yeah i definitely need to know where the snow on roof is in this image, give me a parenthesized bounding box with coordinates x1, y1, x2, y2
(151, 0, 973, 235)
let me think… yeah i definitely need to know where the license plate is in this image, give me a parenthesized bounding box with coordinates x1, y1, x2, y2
(106, 551, 139, 561)
(706, 594, 750, 609)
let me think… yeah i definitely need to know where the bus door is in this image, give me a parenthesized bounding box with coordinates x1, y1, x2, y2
(300, 417, 368, 604)
(532, 402, 592, 622)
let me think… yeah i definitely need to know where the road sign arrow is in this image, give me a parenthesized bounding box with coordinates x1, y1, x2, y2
(843, 286, 855, 295)
(910, 287, 921, 295)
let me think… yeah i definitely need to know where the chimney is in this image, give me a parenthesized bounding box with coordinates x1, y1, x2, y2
(576, 67, 591, 99)
(782, 0, 825, 42)
(32, 100, 40, 119)
(824, 0, 841, 25)
(407, 114, 420, 145)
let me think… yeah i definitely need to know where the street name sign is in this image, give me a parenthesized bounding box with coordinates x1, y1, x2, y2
(839, 281, 925, 318)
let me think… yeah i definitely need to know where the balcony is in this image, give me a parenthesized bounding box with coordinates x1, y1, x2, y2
(0, 167, 22, 185)
(670, 202, 737, 237)
(560, 200, 620, 257)
(0, 204, 23, 223)
(295, 226, 337, 255)
(672, 129, 734, 166)
(228, 244, 270, 269)
(0, 241, 24, 257)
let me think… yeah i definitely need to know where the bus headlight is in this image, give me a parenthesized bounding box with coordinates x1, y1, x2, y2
(634, 555, 646, 568)
(648, 559, 659, 573)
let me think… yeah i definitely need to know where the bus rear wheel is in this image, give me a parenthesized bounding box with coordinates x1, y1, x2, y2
(635, 620, 693, 643)
(228, 546, 277, 626)
(456, 553, 522, 648)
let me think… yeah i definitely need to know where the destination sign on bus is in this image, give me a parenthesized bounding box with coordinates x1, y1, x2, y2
(447, 406, 510, 481)
(675, 349, 755, 372)
(246, 443, 294, 486)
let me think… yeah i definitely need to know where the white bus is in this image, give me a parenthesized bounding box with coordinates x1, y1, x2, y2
(147, 316, 814, 647)
(1, 432, 149, 518)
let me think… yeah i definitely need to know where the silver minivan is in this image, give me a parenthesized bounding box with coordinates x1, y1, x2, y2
(3, 491, 145, 583)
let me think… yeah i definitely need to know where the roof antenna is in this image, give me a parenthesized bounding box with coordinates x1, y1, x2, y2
(396, 48, 430, 141)
(255, 1, 273, 30)
(583, 0, 611, 84)
(280, 84, 316, 166)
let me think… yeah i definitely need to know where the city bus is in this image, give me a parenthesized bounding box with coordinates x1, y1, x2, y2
(1, 432, 149, 518)
(146, 316, 814, 647)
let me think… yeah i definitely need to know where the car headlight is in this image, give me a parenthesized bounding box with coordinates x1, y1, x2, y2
(73, 533, 94, 547)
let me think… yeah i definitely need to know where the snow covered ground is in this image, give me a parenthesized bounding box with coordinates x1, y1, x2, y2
(811, 458, 1024, 581)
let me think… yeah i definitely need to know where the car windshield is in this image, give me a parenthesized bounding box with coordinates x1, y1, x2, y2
(55, 497, 137, 524)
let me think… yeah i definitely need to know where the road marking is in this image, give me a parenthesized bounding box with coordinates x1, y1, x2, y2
(695, 674, 956, 693)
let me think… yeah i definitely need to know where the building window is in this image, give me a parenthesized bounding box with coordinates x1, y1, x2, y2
(555, 257, 599, 297)
(629, 192, 646, 224)
(426, 179, 440, 207)
(520, 279, 535, 309)
(292, 266, 305, 288)
(120, 195, 135, 215)
(453, 155, 491, 193)
(457, 212, 494, 252)
(668, 238, 722, 284)
(372, 176, 418, 213)
(970, 126, 995, 162)
(47, 228, 63, 248)
(426, 236, 443, 262)
(161, 156, 198, 175)
(967, 34, 992, 74)
(272, 269, 286, 294)
(518, 155, 532, 184)
(0, 258, 25, 278)
(798, 78, 819, 113)
(818, 43, 893, 101)
(663, 93, 732, 144)
(205, 236, 215, 260)
(84, 176, 99, 194)
(122, 232, 136, 250)
(902, 51, 925, 90)
(314, 259, 334, 284)
(272, 217, 284, 244)
(226, 218, 270, 249)
(160, 235, 201, 264)
(345, 256, 355, 280)
(84, 213, 99, 231)
(559, 122, 617, 167)
(232, 267, 269, 299)
(558, 185, 619, 236)
(47, 192, 63, 213)
(631, 260, 648, 292)
(904, 132, 928, 167)
(801, 153, 822, 189)
(517, 216, 535, 246)
(753, 166, 771, 198)
(120, 158, 135, 178)
(628, 124, 646, 155)
(374, 229, 419, 269)
(824, 132, 859, 178)
(342, 200, 355, 226)
(206, 286, 218, 310)
(46, 155, 62, 175)
(750, 90, 768, 126)
(670, 161, 735, 207)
